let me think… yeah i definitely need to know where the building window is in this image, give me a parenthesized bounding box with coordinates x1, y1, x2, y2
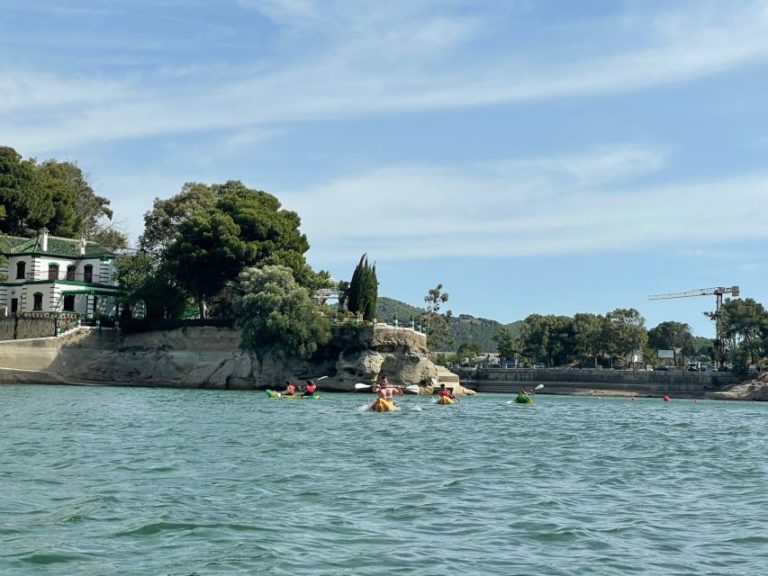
(48, 263, 59, 280)
(63, 295, 75, 312)
(66, 266, 76, 281)
(33, 292, 44, 311)
(16, 261, 26, 279)
(84, 265, 93, 283)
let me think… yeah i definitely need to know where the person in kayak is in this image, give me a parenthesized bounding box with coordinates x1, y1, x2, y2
(282, 381, 296, 396)
(303, 380, 317, 397)
(438, 383, 454, 398)
(375, 377, 402, 403)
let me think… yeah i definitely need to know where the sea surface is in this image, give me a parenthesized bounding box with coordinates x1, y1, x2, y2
(1, 385, 767, 576)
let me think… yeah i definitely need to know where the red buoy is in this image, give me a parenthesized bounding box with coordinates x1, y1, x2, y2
(663, 395, 670, 402)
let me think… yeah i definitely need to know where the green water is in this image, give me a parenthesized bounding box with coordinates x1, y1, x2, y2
(2, 385, 767, 575)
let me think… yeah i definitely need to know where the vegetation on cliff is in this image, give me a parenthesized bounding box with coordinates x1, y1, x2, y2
(119, 181, 330, 319)
(234, 265, 331, 362)
(346, 254, 377, 321)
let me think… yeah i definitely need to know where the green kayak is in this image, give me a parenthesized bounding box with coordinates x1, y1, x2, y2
(265, 390, 321, 400)
(514, 394, 533, 404)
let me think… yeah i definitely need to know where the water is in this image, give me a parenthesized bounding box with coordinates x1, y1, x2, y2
(1, 385, 767, 576)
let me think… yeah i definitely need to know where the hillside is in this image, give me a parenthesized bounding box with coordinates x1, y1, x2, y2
(376, 297, 521, 352)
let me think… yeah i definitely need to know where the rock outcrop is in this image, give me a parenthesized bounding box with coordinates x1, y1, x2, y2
(0, 324, 465, 393)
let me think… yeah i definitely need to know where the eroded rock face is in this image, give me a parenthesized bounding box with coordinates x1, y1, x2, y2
(2, 324, 463, 393)
(322, 325, 468, 394)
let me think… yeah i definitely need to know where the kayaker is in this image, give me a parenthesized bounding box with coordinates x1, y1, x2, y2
(303, 380, 317, 397)
(375, 377, 402, 402)
(282, 381, 296, 396)
(438, 383, 454, 398)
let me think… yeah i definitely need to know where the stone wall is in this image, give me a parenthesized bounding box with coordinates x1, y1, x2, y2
(453, 366, 741, 397)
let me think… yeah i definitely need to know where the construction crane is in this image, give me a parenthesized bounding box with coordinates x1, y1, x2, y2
(648, 286, 740, 365)
(649, 286, 740, 310)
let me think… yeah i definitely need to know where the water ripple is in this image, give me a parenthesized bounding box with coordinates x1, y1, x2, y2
(1, 387, 767, 575)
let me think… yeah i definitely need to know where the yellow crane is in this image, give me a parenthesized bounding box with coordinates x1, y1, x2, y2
(648, 285, 740, 365)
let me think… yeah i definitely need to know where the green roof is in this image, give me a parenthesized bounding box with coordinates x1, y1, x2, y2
(0, 234, 113, 259)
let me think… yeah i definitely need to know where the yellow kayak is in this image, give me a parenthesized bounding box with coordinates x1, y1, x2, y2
(436, 396, 454, 405)
(370, 398, 399, 412)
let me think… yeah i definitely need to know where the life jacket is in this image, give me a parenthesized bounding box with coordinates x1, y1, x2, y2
(305, 383, 317, 394)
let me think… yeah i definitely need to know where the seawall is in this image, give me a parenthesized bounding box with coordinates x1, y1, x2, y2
(454, 367, 742, 398)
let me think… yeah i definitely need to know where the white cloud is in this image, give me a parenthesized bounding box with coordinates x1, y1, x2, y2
(281, 147, 768, 263)
(3, 1, 768, 152)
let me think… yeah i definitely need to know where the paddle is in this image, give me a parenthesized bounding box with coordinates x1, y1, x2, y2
(354, 383, 420, 394)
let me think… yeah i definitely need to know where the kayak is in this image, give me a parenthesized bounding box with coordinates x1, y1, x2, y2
(369, 398, 399, 412)
(435, 396, 454, 405)
(514, 394, 533, 404)
(266, 390, 321, 400)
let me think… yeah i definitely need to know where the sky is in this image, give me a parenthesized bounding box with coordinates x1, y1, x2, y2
(2, 0, 767, 338)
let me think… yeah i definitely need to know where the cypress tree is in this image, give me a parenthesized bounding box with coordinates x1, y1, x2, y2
(348, 254, 378, 321)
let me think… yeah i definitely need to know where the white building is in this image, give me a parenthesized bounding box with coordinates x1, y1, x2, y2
(0, 229, 119, 319)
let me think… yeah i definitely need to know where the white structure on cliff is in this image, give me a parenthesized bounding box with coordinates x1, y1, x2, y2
(0, 229, 119, 319)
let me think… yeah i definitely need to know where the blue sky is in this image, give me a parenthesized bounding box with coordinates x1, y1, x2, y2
(2, 0, 767, 337)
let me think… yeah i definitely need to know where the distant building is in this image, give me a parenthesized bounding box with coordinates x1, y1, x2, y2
(0, 229, 119, 319)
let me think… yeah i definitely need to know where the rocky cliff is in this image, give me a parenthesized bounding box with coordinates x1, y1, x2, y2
(0, 324, 465, 393)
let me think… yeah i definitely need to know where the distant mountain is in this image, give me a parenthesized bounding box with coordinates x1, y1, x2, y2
(376, 297, 521, 352)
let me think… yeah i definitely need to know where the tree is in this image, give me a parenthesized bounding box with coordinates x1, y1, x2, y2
(0, 146, 48, 234)
(140, 180, 323, 316)
(115, 252, 186, 320)
(455, 341, 483, 360)
(605, 308, 648, 367)
(519, 314, 549, 364)
(647, 321, 694, 367)
(347, 254, 378, 321)
(164, 211, 246, 318)
(423, 284, 453, 351)
(573, 313, 607, 367)
(493, 327, 519, 362)
(36, 160, 115, 238)
(234, 265, 331, 363)
(718, 298, 768, 366)
(139, 182, 216, 257)
(0, 148, 121, 241)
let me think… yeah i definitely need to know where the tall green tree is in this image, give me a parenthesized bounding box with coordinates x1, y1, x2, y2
(164, 211, 246, 318)
(140, 182, 217, 256)
(493, 327, 519, 361)
(647, 321, 693, 367)
(234, 265, 331, 363)
(0, 148, 122, 243)
(718, 298, 768, 366)
(0, 146, 46, 234)
(573, 313, 607, 367)
(347, 254, 378, 321)
(140, 180, 322, 316)
(423, 283, 453, 351)
(605, 308, 648, 367)
(519, 314, 549, 364)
